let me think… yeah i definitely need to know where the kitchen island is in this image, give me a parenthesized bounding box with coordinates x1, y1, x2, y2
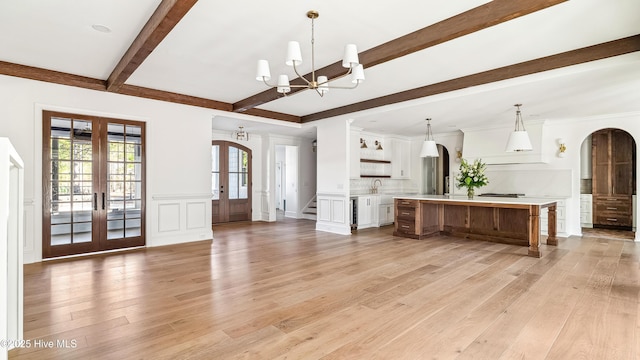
(393, 195, 558, 257)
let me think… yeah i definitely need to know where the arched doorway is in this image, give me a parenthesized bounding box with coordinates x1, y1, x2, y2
(580, 128, 636, 236)
(212, 141, 252, 224)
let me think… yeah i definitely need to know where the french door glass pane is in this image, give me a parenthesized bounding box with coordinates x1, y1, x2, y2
(240, 173, 248, 198)
(49, 117, 93, 246)
(107, 123, 142, 239)
(227, 146, 249, 200)
(229, 147, 239, 172)
(212, 173, 220, 200)
(212, 145, 220, 200)
(229, 173, 239, 199)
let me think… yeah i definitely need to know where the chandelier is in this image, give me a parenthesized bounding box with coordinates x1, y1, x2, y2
(505, 104, 532, 152)
(233, 126, 249, 141)
(255, 10, 365, 97)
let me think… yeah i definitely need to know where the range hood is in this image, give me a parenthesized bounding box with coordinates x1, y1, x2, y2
(461, 120, 548, 165)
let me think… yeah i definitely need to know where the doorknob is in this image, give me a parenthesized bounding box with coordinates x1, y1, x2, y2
(220, 185, 224, 194)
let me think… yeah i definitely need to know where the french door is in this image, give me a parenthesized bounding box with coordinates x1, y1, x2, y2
(43, 111, 145, 258)
(212, 141, 251, 223)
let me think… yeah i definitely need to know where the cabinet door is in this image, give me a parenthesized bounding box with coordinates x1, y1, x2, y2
(357, 196, 371, 226)
(612, 129, 634, 195)
(391, 139, 411, 179)
(592, 130, 611, 195)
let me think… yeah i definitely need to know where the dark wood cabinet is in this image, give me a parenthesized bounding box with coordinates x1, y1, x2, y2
(591, 129, 635, 229)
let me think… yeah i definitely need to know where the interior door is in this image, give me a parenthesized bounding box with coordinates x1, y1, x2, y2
(212, 141, 252, 224)
(43, 111, 145, 258)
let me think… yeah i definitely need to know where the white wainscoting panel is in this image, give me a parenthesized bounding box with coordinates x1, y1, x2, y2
(158, 203, 181, 232)
(186, 202, 206, 230)
(315, 193, 350, 235)
(151, 194, 213, 247)
(318, 198, 331, 222)
(331, 199, 345, 223)
(260, 190, 271, 221)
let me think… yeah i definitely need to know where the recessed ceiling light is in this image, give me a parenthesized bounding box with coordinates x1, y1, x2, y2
(91, 24, 112, 33)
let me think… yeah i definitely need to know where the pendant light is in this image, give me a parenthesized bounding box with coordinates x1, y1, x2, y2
(505, 104, 532, 152)
(420, 118, 439, 157)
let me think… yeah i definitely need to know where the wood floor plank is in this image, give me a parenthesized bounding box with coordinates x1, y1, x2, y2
(9, 218, 638, 359)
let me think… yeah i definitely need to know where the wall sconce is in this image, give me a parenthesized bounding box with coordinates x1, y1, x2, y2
(455, 147, 462, 162)
(375, 140, 383, 150)
(557, 138, 567, 158)
(360, 138, 368, 149)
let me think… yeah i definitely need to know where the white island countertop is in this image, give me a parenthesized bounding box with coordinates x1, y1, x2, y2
(393, 194, 559, 206)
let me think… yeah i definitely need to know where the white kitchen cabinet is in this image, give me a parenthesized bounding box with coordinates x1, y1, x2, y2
(541, 199, 566, 236)
(357, 195, 377, 229)
(390, 138, 411, 179)
(378, 204, 394, 226)
(580, 194, 593, 228)
(377, 195, 394, 226)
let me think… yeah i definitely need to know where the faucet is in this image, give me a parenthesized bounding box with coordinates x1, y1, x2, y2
(371, 178, 382, 194)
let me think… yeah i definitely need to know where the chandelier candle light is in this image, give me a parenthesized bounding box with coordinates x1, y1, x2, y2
(255, 10, 365, 97)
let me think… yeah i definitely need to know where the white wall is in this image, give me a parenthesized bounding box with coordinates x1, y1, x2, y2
(284, 146, 298, 218)
(315, 118, 351, 235)
(0, 75, 215, 263)
(275, 146, 285, 210)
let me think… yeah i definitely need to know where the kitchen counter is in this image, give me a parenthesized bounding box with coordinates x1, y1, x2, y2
(393, 195, 559, 257)
(394, 194, 558, 206)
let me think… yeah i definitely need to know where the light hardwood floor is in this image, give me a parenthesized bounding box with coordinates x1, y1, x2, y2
(10, 219, 640, 359)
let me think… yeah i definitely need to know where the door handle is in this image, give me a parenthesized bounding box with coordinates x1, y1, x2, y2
(94, 193, 98, 210)
(102, 193, 106, 210)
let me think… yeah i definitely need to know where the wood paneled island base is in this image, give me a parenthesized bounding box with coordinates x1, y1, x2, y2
(393, 195, 558, 257)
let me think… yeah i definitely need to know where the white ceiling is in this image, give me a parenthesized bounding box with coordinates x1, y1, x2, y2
(1, 0, 639, 139)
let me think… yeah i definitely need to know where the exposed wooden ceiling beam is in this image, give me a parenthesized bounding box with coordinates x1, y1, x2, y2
(240, 108, 301, 123)
(231, 0, 569, 113)
(117, 84, 233, 112)
(117, 85, 301, 122)
(0, 60, 301, 123)
(301, 35, 640, 123)
(105, 0, 198, 92)
(0, 61, 106, 91)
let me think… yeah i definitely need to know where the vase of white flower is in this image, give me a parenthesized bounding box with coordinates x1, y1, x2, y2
(455, 158, 489, 199)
